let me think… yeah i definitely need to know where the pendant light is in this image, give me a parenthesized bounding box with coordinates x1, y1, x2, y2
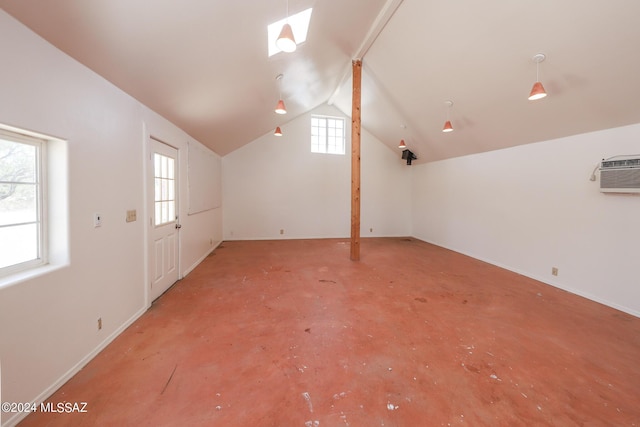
(275, 100, 286, 114)
(276, 0, 297, 53)
(274, 126, 283, 136)
(398, 124, 407, 148)
(442, 100, 454, 133)
(274, 74, 287, 114)
(528, 53, 547, 101)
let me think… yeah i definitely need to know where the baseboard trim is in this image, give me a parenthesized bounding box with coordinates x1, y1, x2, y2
(182, 241, 222, 278)
(2, 305, 148, 427)
(411, 236, 640, 319)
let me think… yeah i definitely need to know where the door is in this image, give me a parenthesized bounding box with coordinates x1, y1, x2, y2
(149, 137, 180, 301)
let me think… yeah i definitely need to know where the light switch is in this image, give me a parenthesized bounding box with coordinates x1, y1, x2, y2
(126, 210, 137, 222)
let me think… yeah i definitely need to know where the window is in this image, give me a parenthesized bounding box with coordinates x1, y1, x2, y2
(0, 129, 46, 275)
(154, 153, 176, 226)
(311, 115, 346, 155)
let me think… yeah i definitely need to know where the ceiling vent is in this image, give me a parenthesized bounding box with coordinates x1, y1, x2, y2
(599, 157, 640, 193)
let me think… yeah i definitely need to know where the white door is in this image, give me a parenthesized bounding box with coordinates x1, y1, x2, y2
(149, 137, 180, 301)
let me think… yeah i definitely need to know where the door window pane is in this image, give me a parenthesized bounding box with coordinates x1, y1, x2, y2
(153, 153, 176, 226)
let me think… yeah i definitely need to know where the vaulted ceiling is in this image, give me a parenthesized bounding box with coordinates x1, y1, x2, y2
(2, 0, 640, 164)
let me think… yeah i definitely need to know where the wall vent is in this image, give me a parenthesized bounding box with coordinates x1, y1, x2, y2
(600, 157, 640, 193)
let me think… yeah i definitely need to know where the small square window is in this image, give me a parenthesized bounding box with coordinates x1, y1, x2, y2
(311, 115, 346, 155)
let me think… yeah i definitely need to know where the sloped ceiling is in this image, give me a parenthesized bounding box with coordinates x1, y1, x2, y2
(2, 0, 640, 164)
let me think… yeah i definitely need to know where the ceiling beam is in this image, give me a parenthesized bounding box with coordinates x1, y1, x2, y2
(327, 0, 404, 105)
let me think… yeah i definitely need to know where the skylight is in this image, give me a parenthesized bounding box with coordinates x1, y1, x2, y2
(267, 8, 313, 57)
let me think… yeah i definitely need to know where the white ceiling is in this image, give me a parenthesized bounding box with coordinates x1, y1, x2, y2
(2, 0, 640, 164)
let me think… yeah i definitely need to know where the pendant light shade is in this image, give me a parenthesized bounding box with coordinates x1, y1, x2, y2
(276, 0, 297, 53)
(528, 81, 547, 100)
(276, 23, 297, 53)
(275, 99, 287, 114)
(442, 100, 454, 133)
(274, 74, 287, 114)
(398, 139, 406, 149)
(528, 53, 547, 101)
(274, 126, 283, 136)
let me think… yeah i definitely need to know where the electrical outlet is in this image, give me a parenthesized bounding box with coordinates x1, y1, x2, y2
(97, 317, 102, 330)
(94, 213, 102, 227)
(552, 267, 558, 276)
(370, 228, 373, 233)
(280, 229, 284, 235)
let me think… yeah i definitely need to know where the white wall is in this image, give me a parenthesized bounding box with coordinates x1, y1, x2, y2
(0, 11, 221, 426)
(222, 104, 411, 240)
(411, 124, 640, 316)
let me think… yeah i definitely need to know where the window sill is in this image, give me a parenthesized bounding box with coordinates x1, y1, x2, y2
(0, 262, 69, 290)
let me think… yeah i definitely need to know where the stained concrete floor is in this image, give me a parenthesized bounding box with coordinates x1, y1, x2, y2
(18, 238, 640, 426)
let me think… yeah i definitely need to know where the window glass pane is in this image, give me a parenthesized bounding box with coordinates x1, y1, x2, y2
(0, 139, 36, 183)
(154, 178, 161, 201)
(167, 158, 175, 179)
(154, 154, 161, 177)
(0, 223, 38, 268)
(0, 183, 37, 226)
(161, 178, 168, 200)
(168, 179, 175, 201)
(328, 138, 336, 154)
(163, 201, 171, 224)
(168, 200, 175, 222)
(154, 202, 161, 226)
(157, 201, 163, 224)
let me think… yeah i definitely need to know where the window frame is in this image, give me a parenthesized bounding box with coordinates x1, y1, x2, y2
(0, 128, 48, 277)
(311, 115, 346, 155)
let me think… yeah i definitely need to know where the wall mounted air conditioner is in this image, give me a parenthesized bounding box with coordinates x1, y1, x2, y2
(599, 157, 640, 193)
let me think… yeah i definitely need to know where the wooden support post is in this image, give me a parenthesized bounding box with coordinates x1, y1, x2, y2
(350, 59, 362, 261)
